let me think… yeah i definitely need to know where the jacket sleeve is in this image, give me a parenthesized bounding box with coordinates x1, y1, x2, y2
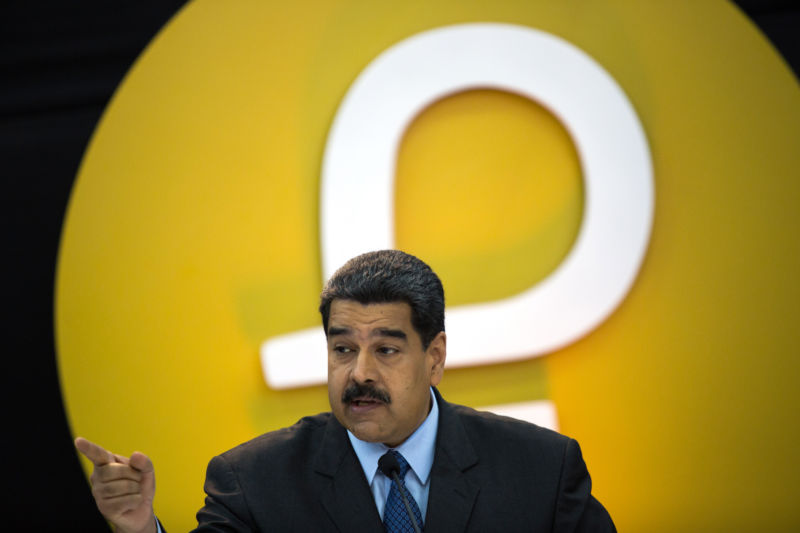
(191, 454, 257, 532)
(553, 438, 616, 533)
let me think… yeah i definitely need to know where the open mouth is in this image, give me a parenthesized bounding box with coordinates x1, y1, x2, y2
(351, 398, 383, 407)
(347, 395, 387, 411)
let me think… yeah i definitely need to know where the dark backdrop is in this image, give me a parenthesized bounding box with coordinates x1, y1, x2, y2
(2, 1, 797, 529)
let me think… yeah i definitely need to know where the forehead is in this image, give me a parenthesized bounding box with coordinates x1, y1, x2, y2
(327, 299, 414, 332)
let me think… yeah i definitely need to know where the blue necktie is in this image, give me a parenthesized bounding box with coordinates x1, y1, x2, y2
(382, 450, 424, 532)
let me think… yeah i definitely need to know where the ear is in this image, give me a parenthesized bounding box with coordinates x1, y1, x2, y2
(426, 331, 447, 387)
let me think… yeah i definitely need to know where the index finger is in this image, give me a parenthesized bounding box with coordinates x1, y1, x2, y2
(75, 437, 115, 467)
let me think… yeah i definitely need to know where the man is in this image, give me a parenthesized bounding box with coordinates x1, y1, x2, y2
(77, 250, 615, 532)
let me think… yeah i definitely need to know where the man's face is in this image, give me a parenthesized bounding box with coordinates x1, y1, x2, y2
(326, 299, 446, 447)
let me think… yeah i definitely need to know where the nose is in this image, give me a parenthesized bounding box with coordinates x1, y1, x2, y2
(351, 349, 378, 383)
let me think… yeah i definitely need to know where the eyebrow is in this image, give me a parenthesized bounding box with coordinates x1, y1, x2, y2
(327, 326, 350, 337)
(374, 328, 407, 341)
(326, 326, 407, 341)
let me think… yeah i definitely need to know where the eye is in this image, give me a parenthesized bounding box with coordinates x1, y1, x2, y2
(333, 345, 353, 355)
(377, 346, 399, 355)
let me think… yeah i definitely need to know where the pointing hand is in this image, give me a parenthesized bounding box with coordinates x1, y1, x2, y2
(75, 437, 157, 533)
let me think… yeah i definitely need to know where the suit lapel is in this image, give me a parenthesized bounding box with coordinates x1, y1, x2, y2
(424, 389, 480, 532)
(315, 415, 384, 532)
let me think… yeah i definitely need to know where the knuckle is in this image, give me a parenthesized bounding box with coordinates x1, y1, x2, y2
(94, 464, 113, 482)
(125, 479, 141, 494)
(95, 482, 114, 497)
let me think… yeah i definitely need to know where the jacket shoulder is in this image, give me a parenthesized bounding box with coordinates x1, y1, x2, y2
(443, 400, 575, 482)
(449, 401, 570, 448)
(218, 411, 332, 468)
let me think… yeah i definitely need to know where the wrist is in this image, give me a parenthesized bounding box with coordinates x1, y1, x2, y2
(113, 515, 158, 533)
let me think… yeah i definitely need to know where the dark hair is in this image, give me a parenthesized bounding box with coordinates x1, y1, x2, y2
(319, 250, 445, 349)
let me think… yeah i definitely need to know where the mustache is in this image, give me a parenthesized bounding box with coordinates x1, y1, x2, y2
(342, 382, 391, 404)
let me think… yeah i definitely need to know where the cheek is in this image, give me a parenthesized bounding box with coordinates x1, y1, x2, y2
(327, 366, 344, 396)
(328, 357, 348, 378)
(396, 367, 426, 396)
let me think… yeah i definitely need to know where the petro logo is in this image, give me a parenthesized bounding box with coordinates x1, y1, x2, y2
(261, 24, 653, 405)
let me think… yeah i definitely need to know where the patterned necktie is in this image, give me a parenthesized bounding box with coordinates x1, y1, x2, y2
(382, 450, 424, 532)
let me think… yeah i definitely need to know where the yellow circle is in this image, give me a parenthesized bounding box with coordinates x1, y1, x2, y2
(57, 1, 800, 530)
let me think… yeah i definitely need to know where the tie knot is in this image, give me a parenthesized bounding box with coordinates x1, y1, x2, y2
(388, 450, 411, 478)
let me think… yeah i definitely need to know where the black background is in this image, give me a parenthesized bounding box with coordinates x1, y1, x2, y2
(2, 1, 797, 529)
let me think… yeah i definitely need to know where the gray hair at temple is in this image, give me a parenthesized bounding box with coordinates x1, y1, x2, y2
(318, 250, 445, 349)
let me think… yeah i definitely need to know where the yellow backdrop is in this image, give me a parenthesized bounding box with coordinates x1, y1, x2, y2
(56, 1, 799, 530)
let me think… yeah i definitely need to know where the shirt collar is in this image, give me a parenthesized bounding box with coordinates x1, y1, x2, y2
(348, 387, 439, 486)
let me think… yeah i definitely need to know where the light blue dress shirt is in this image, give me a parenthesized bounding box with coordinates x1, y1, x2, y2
(347, 388, 439, 524)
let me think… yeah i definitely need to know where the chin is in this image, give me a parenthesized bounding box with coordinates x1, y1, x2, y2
(350, 426, 382, 443)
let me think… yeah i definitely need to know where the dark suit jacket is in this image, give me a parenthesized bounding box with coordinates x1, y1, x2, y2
(192, 389, 615, 532)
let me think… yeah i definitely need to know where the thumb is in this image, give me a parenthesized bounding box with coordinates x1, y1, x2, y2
(129, 451, 156, 501)
(129, 451, 154, 475)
